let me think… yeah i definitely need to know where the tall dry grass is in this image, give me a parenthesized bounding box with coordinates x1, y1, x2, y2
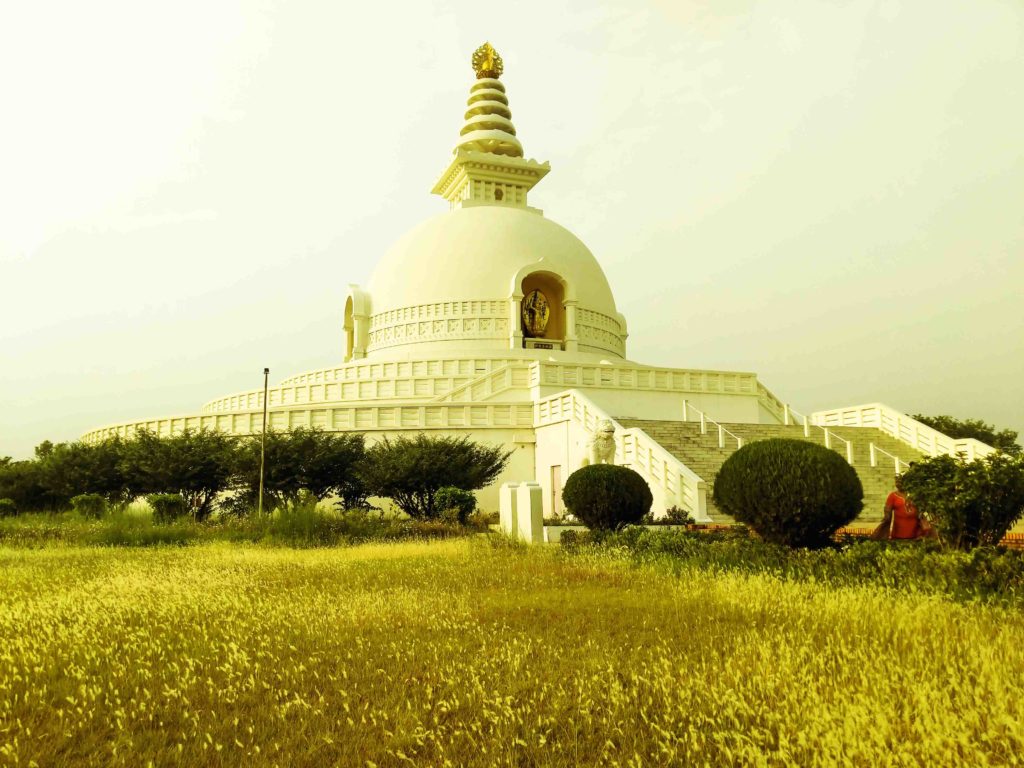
(0, 539, 1021, 766)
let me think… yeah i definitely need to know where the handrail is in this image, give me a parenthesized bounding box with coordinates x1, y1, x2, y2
(812, 403, 997, 461)
(536, 389, 710, 521)
(783, 404, 854, 465)
(869, 443, 911, 474)
(681, 400, 745, 450)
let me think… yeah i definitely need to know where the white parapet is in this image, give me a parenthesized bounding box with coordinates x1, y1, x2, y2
(533, 389, 710, 522)
(811, 403, 997, 460)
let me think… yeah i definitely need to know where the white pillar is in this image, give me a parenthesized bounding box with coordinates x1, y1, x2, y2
(499, 482, 519, 537)
(354, 315, 369, 359)
(509, 294, 524, 350)
(563, 299, 579, 352)
(515, 482, 544, 544)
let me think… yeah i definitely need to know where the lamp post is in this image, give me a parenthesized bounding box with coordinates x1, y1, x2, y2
(258, 367, 269, 516)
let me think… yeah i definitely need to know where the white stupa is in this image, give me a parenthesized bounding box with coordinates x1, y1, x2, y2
(84, 44, 994, 522)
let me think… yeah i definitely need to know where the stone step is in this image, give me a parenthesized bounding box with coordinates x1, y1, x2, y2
(618, 418, 926, 525)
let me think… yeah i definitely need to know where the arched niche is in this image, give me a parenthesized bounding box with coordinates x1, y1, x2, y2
(343, 285, 371, 361)
(520, 271, 567, 347)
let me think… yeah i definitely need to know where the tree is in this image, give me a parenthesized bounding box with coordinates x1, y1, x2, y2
(0, 459, 48, 512)
(901, 453, 1024, 550)
(230, 428, 366, 512)
(358, 434, 510, 519)
(121, 430, 238, 520)
(912, 413, 1020, 456)
(36, 438, 130, 508)
(712, 439, 863, 548)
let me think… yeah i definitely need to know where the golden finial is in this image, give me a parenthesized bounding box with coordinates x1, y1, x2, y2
(472, 42, 503, 79)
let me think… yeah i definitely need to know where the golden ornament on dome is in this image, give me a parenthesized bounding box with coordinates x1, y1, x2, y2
(472, 42, 503, 79)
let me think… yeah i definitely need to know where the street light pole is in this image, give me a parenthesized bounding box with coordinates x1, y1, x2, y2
(258, 367, 269, 516)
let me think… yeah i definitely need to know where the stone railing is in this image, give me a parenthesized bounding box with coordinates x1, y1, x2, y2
(755, 382, 788, 423)
(534, 389, 709, 521)
(812, 403, 996, 460)
(83, 400, 535, 443)
(277, 356, 520, 387)
(204, 357, 523, 413)
(432, 363, 532, 403)
(529, 361, 759, 397)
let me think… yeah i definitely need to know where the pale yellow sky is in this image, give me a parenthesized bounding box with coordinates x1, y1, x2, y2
(2, 0, 1022, 458)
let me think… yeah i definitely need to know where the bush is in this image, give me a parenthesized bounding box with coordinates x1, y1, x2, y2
(901, 453, 1024, 550)
(562, 465, 653, 530)
(435, 487, 476, 524)
(147, 493, 189, 523)
(467, 510, 499, 529)
(359, 434, 510, 519)
(641, 505, 696, 526)
(712, 439, 863, 548)
(71, 493, 107, 519)
(0, 498, 16, 517)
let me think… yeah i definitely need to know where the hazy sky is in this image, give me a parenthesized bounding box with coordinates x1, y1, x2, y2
(2, 0, 1022, 459)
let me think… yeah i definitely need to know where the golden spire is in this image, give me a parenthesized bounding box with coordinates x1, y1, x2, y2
(472, 42, 503, 79)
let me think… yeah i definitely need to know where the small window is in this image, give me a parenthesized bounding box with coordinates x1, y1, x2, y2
(494, 187, 504, 201)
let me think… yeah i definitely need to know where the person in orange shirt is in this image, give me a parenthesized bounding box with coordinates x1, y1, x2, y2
(871, 474, 934, 540)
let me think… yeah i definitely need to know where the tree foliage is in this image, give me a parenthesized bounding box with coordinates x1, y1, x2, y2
(713, 439, 863, 548)
(359, 435, 509, 519)
(121, 430, 237, 520)
(912, 413, 1020, 456)
(901, 453, 1024, 550)
(230, 429, 366, 512)
(562, 464, 653, 530)
(0, 458, 48, 512)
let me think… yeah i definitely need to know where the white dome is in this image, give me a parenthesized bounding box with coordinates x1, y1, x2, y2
(367, 206, 618, 317)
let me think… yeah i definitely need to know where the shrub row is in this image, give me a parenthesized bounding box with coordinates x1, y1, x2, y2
(561, 527, 1024, 605)
(0, 431, 509, 521)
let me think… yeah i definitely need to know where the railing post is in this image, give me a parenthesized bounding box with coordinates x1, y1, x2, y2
(846, 441, 853, 465)
(682, 400, 689, 422)
(803, 415, 809, 437)
(700, 413, 707, 435)
(869, 443, 877, 467)
(783, 404, 791, 426)
(737, 436, 744, 449)
(894, 456, 901, 474)
(718, 424, 725, 449)
(824, 429, 831, 449)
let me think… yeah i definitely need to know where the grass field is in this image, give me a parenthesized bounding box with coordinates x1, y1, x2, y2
(2, 539, 1023, 767)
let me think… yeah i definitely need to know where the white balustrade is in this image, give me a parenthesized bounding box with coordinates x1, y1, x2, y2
(535, 389, 709, 521)
(813, 403, 997, 460)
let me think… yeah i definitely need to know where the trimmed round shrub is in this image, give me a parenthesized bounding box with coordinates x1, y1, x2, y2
(0, 498, 17, 517)
(435, 486, 476, 524)
(147, 493, 188, 523)
(562, 465, 653, 530)
(71, 493, 107, 519)
(712, 439, 863, 548)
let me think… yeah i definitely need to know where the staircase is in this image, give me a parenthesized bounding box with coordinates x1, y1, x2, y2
(617, 420, 926, 524)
